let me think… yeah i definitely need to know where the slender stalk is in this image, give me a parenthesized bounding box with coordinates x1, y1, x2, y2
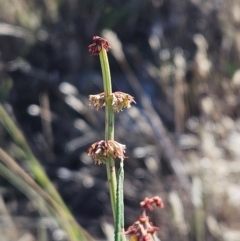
(0, 104, 65, 207)
(99, 48, 117, 222)
(0, 104, 95, 241)
(0, 149, 95, 241)
(115, 160, 125, 241)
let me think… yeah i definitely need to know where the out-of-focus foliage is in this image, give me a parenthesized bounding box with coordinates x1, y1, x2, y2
(0, 0, 240, 240)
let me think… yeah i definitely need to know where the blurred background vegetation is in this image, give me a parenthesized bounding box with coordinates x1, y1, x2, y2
(0, 0, 240, 240)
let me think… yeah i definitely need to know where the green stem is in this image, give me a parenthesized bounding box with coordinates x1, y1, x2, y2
(99, 48, 117, 223)
(0, 104, 64, 208)
(0, 104, 94, 241)
(115, 160, 125, 241)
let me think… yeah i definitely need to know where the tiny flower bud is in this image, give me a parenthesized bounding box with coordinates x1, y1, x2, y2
(147, 226, 159, 234)
(112, 91, 136, 112)
(107, 140, 127, 161)
(138, 215, 149, 223)
(153, 196, 164, 209)
(89, 92, 136, 112)
(140, 196, 164, 211)
(89, 92, 105, 110)
(140, 197, 154, 211)
(87, 140, 108, 164)
(88, 140, 127, 164)
(88, 36, 111, 56)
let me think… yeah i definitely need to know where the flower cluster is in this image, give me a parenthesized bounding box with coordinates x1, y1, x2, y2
(89, 92, 136, 112)
(112, 91, 136, 112)
(126, 196, 164, 241)
(88, 140, 127, 164)
(88, 36, 111, 55)
(89, 92, 105, 110)
(140, 196, 164, 211)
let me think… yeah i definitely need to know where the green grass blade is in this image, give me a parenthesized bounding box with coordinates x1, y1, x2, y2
(115, 160, 126, 241)
(0, 105, 95, 241)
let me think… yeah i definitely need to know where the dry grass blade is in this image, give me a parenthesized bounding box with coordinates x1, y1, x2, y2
(0, 148, 95, 241)
(169, 191, 189, 241)
(0, 195, 19, 240)
(39, 91, 54, 156)
(0, 104, 95, 241)
(0, 104, 68, 208)
(192, 177, 205, 241)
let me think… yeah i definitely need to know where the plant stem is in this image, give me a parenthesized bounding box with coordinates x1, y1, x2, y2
(0, 104, 64, 207)
(99, 48, 117, 222)
(115, 160, 126, 241)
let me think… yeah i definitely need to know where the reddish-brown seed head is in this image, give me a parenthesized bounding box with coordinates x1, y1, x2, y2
(88, 36, 111, 55)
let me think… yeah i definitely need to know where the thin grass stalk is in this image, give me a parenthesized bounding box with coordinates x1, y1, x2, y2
(88, 37, 130, 240)
(0, 195, 18, 240)
(115, 160, 125, 241)
(0, 148, 95, 241)
(99, 48, 117, 223)
(0, 162, 78, 241)
(0, 105, 94, 241)
(0, 104, 65, 207)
